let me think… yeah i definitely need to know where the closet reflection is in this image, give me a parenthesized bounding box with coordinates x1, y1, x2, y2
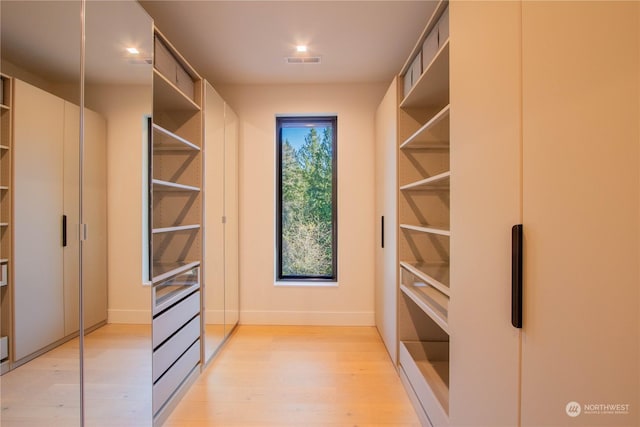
(1, 1, 82, 425)
(84, 1, 153, 426)
(1, 1, 153, 426)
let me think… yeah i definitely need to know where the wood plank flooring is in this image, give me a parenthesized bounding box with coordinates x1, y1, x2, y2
(1, 325, 419, 426)
(164, 325, 420, 427)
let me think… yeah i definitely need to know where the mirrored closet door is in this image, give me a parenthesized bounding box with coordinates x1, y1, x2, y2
(83, 1, 153, 425)
(1, 1, 82, 425)
(1, 1, 154, 426)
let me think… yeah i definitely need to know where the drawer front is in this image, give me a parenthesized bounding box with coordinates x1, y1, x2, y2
(153, 315, 200, 382)
(153, 291, 200, 346)
(175, 65, 195, 101)
(154, 37, 177, 83)
(152, 339, 200, 415)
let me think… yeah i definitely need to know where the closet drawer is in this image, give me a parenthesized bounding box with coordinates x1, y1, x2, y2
(152, 339, 200, 414)
(153, 290, 200, 346)
(154, 37, 176, 83)
(153, 315, 200, 383)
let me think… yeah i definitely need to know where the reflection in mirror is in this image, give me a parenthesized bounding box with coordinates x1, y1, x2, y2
(0, 1, 82, 425)
(84, 0, 153, 425)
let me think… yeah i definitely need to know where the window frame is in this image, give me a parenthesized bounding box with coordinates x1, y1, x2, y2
(275, 115, 338, 282)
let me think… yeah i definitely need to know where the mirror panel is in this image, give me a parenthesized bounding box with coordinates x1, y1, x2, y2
(1, 1, 82, 425)
(84, 0, 153, 425)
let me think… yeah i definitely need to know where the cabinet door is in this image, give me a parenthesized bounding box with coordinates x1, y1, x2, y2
(521, 2, 639, 425)
(82, 107, 108, 330)
(63, 101, 80, 335)
(13, 79, 65, 360)
(203, 81, 225, 359)
(448, 2, 522, 425)
(374, 78, 397, 362)
(224, 103, 239, 334)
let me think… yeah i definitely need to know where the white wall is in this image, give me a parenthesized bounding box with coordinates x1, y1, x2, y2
(217, 83, 386, 326)
(86, 85, 152, 324)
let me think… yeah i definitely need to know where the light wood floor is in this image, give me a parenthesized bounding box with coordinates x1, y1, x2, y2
(164, 325, 420, 427)
(0, 324, 152, 427)
(1, 325, 419, 426)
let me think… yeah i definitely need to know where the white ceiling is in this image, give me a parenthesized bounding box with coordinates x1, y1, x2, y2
(140, 1, 436, 85)
(1, 1, 436, 87)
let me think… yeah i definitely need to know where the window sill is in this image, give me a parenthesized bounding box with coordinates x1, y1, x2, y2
(274, 281, 338, 288)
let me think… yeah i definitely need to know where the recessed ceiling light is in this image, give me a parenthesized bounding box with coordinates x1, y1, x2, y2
(296, 45, 307, 53)
(126, 47, 140, 55)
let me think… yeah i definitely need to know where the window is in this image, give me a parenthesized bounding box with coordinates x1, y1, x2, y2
(276, 116, 337, 281)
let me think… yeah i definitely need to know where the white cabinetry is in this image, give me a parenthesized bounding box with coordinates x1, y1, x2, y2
(393, 1, 639, 426)
(13, 79, 107, 362)
(374, 78, 398, 362)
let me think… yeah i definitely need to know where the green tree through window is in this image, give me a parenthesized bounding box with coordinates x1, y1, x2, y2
(277, 117, 337, 280)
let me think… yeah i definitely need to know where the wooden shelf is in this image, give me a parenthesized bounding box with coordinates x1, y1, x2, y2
(153, 123, 200, 151)
(0, 145, 9, 151)
(0, 186, 8, 191)
(399, 341, 449, 425)
(152, 179, 200, 192)
(400, 105, 450, 149)
(400, 223, 450, 237)
(152, 261, 200, 285)
(153, 69, 200, 113)
(152, 224, 200, 234)
(0, 105, 9, 111)
(400, 261, 449, 297)
(400, 281, 449, 334)
(0, 223, 8, 227)
(401, 171, 450, 191)
(400, 40, 450, 109)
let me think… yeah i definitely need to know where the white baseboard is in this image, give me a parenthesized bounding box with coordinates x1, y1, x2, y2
(239, 310, 375, 326)
(108, 309, 151, 324)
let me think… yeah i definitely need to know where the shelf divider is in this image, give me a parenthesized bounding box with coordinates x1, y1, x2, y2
(152, 179, 200, 192)
(400, 171, 450, 191)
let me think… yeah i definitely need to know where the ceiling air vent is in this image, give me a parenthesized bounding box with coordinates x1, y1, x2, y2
(285, 56, 321, 64)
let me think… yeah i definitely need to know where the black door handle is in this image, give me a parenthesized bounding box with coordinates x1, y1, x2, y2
(381, 216, 384, 248)
(62, 215, 67, 247)
(511, 224, 523, 328)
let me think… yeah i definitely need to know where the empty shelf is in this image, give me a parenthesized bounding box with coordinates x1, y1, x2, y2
(0, 145, 9, 150)
(400, 261, 449, 296)
(400, 282, 449, 334)
(153, 69, 200, 113)
(400, 223, 450, 236)
(400, 105, 450, 149)
(152, 224, 200, 234)
(399, 341, 449, 425)
(152, 261, 201, 284)
(153, 179, 200, 192)
(401, 171, 450, 191)
(153, 123, 200, 151)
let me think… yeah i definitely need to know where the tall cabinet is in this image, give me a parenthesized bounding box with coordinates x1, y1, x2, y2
(150, 29, 203, 420)
(387, 1, 639, 426)
(10, 78, 107, 365)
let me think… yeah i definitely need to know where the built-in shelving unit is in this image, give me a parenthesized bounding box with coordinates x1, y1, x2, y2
(397, 2, 450, 426)
(0, 74, 12, 370)
(150, 28, 203, 423)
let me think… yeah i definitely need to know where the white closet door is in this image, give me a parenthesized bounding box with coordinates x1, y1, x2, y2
(521, 2, 639, 425)
(203, 81, 225, 355)
(82, 107, 107, 330)
(63, 101, 80, 335)
(224, 103, 239, 334)
(448, 2, 522, 425)
(13, 79, 65, 360)
(374, 78, 397, 363)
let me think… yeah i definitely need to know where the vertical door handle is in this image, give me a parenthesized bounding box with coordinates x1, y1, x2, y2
(381, 216, 384, 248)
(511, 224, 523, 328)
(62, 215, 67, 247)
